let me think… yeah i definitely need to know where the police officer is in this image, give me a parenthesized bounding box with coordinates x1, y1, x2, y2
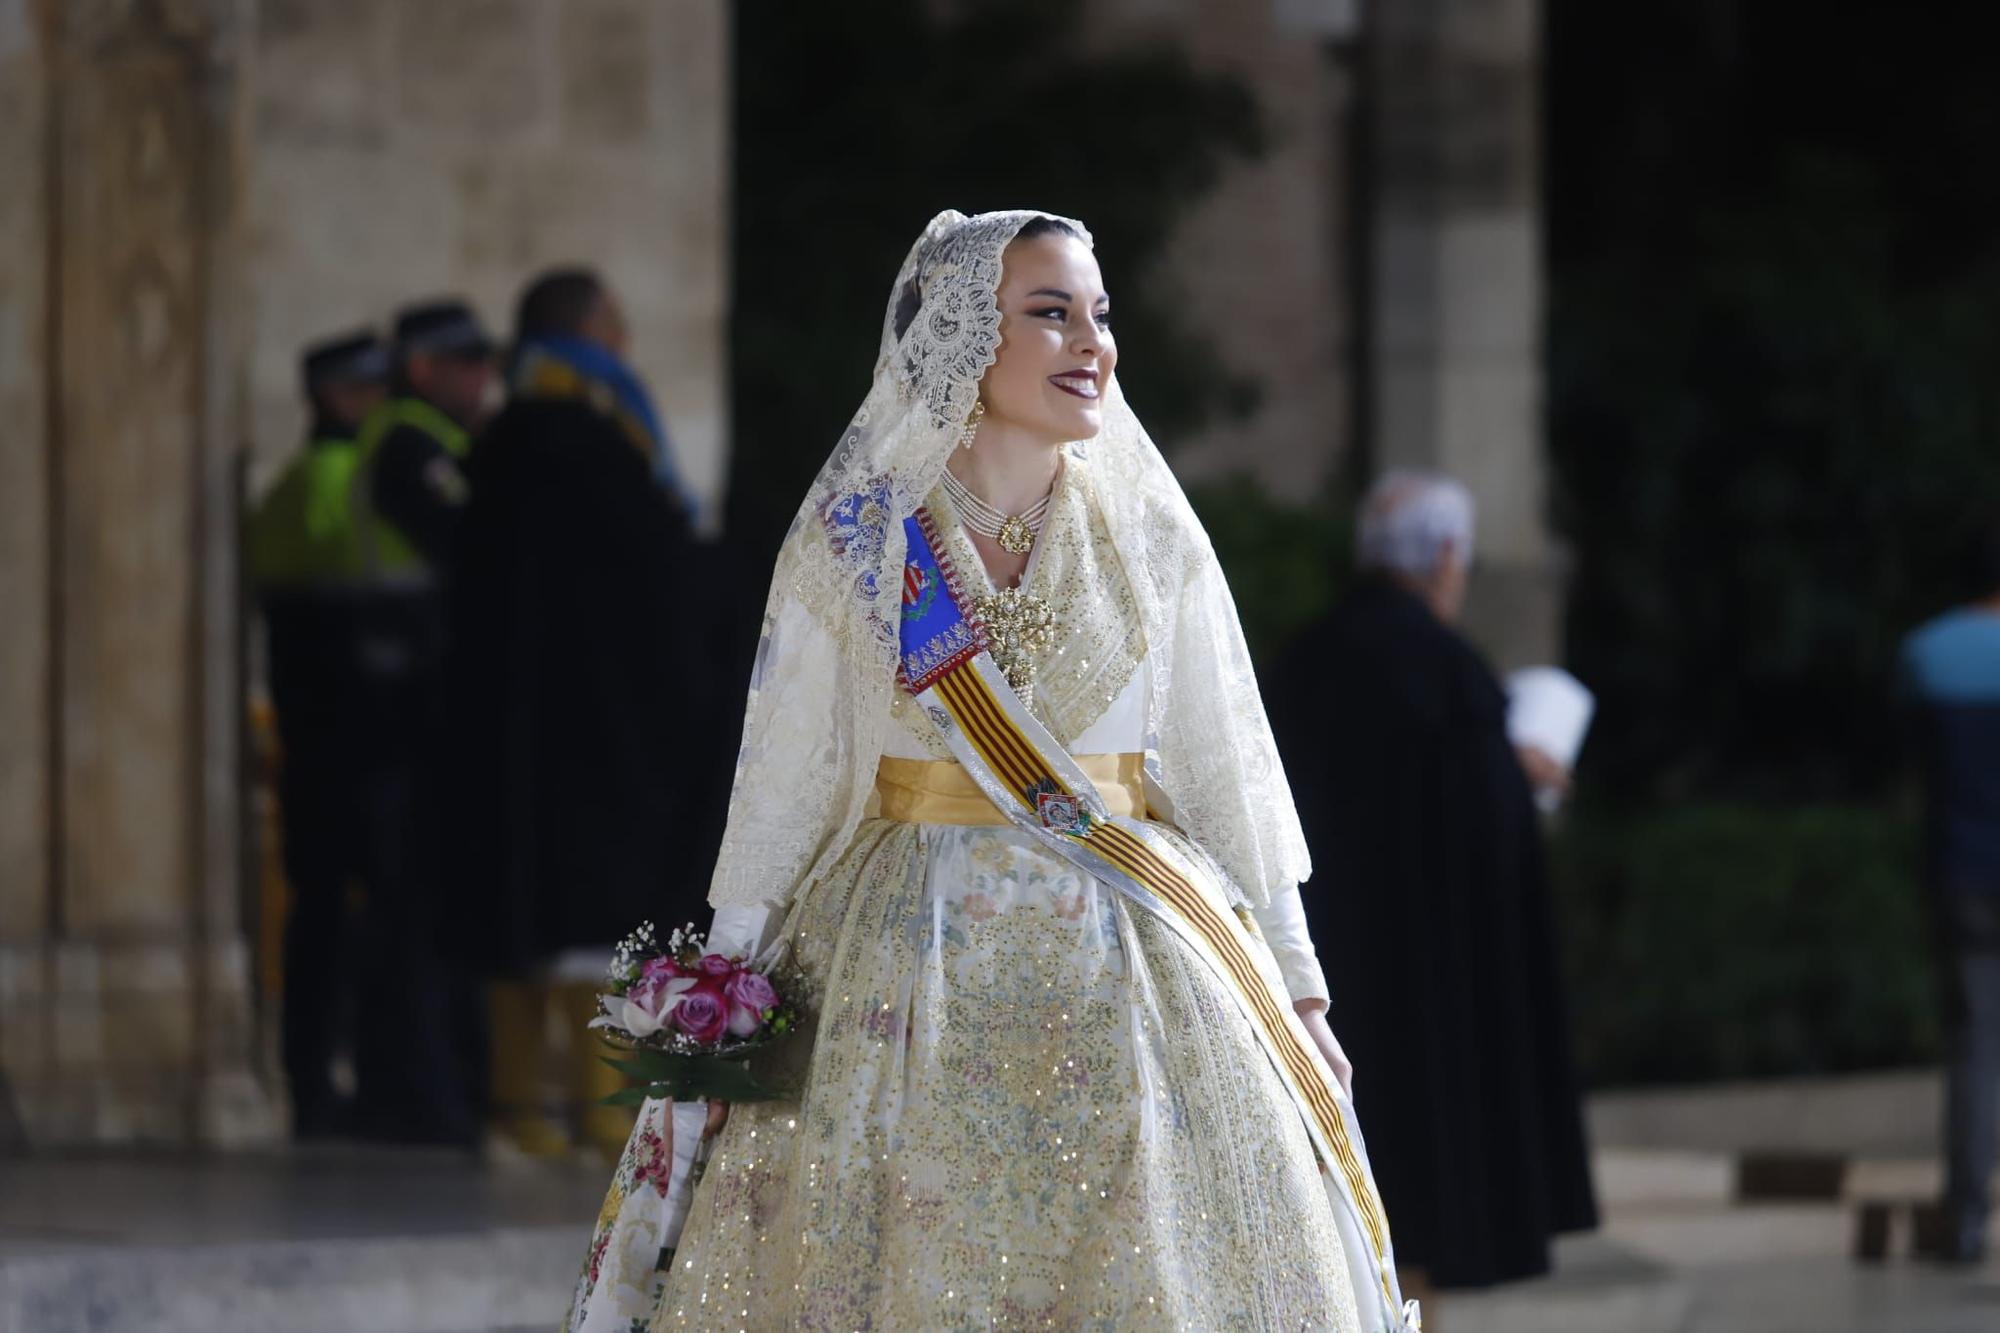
(346, 299, 497, 1146)
(246, 329, 390, 1138)
(349, 300, 498, 575)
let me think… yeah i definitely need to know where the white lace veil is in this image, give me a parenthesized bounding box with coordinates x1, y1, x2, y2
(708, 209, 1310, 912)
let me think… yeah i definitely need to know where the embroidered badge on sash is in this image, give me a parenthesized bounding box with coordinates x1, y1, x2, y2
(1028, 779, 1094, 837)
(901, 562, 938, 621)
(897, 511, 986, 692)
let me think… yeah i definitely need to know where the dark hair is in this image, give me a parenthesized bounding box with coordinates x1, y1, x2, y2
(1012, 216, 1080, 244)
(515, 267, 607, 340)
(891, 216, 1081, 342)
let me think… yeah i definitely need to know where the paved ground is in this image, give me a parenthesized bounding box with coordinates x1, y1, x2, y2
(0, 1146, 603, 1333)
(0, 1142, 1994, 1332)
(1441, 1215, 2000, 1333)
(0, 1143, 605, 1253)
(1443, 1149, 2000, 1333)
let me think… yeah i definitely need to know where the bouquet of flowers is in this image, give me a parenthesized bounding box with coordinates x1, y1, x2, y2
(590, 922, 803, 1105)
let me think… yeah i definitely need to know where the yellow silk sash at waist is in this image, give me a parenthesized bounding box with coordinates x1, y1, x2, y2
(869, 753, 1147, 825)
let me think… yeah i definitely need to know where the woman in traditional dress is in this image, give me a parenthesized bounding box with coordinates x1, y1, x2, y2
(566, 210, 1415, 1332)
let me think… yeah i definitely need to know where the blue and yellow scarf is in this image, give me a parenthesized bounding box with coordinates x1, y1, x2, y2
(510, 335, 696, 520)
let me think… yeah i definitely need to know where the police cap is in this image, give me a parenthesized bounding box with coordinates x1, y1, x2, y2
(300, 329, 390, 391)
(392, 299, 498, 362)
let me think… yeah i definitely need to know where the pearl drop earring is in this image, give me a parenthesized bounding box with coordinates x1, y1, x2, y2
(958, 398, 986, 450)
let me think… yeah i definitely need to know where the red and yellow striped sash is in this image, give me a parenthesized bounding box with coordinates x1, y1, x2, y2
(926, 656, 1397, 1307)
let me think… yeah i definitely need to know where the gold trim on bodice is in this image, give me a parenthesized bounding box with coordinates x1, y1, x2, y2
(891, 449, 1149, 756)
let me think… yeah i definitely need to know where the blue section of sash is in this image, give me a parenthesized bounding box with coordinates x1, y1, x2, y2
(898, 513, 981, 691)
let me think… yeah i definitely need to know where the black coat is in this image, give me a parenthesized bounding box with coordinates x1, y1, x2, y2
(262, 590, 369, 888)
(1267, 578, 1598, 1289)
(436, 397, 720, 974)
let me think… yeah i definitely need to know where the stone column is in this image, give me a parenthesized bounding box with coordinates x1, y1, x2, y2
(0, 0, 54, 1151)
(1368, 0, 1557, 668)
(0, 0, 274, 1147)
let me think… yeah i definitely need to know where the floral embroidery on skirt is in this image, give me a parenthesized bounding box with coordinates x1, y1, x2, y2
(569, 819, 1358, 1332)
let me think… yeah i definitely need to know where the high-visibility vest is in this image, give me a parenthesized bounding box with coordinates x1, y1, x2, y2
(246, 435, 364, 590)
(346, 396, 469, 580)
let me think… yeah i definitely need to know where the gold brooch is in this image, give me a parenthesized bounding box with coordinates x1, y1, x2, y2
(975, 587, 1057, 694)
(995, 515, 1036, 555)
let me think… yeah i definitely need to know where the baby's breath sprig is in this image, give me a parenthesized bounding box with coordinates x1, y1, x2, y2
(607, 920, 661, 990)
(604, 920, 715, 995)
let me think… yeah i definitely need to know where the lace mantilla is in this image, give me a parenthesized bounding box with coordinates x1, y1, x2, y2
(888, 214, 1020, 431)
(710, 210, 1309, 912)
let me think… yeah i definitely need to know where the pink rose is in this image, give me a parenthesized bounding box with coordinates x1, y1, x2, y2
(622, 972, 696, 1037)
(725, 970, 779, 1015)
(641, 955, 687, 982)
(695, 952, 737, 977)
(672, 984, 729, 1044)
(723, 970, 778, 1038)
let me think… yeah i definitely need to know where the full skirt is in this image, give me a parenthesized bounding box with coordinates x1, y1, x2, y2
(568, 818, 1359, 1331)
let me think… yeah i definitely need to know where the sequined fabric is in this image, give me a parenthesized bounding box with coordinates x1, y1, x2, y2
(890, 452, 1149, 758)
(649, 818, 1360, 1331)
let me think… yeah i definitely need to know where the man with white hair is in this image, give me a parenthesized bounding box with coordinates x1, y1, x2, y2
(1266, 470, 1598, 1306)
(1354, 470, 1477, 620)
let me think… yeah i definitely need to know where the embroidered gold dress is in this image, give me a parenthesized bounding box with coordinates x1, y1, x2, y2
(566, 456, 1359, 1332)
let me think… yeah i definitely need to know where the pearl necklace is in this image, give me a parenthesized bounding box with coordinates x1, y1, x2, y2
(940, 467, 1052, 556)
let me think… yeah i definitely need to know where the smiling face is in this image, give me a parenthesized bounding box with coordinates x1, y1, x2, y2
(979, 231, 1115, 444)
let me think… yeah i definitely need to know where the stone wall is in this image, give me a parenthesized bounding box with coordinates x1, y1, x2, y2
(0, 0, 730, 1149)
(244, 0, 730, 513)
(1156, 3, 1361, 499)
(1369, 0, 1556, 668)
(1092, 0, 1557, 668)
(1091, 0, 1362, 499)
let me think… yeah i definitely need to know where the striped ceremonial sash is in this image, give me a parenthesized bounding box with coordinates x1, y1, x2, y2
(894, 509, 1411, 1325)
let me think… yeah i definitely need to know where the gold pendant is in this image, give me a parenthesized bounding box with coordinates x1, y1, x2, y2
(975, 587, 1057, 693)
(996, 515, 1035, 555)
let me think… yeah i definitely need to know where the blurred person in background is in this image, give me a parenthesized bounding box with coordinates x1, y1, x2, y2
(1267, 471, 1598, 1312)
(1896, 521, 2000, 1266)
(343, 299, 499, 1146)
(245, 329, 389, 1138)
(350, 299, 497, 569)
(437, 268, 702, 1157)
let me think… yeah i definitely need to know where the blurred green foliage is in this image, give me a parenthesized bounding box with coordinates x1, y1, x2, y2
(1548, 6, 2000, 802)
(1538, 7, 1997, 1084)
(1184, 476, 1351, 664)
(1551, 156, 2000, 802)
(1549, 801, 1941, 1086)
(729, 0, 1265, 552)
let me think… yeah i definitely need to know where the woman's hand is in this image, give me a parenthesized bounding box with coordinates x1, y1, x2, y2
(1294, 999, 1354, 1100)
(703, 1099, 731, 1140)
